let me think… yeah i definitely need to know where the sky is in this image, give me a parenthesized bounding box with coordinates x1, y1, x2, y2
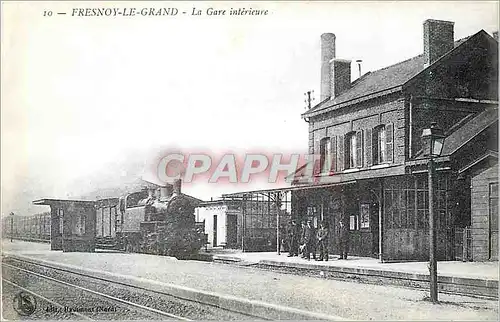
(1, 1, 498, 216)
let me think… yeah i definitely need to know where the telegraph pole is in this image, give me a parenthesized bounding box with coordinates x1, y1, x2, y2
(304, 90, 315, 110)
(10, 212, 14, 242)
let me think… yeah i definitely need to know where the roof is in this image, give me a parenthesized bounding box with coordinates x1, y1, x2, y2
(180, 193, 203, 204)
(33, 198, 96, 206)
(459, 150, 498, 174)
(441, 107, 498, 155)
(221, 181, 357, 198)
(302, 33, 480, 118)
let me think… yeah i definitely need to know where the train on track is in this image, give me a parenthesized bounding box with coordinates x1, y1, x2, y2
(3, 180, 207, 259)
(3, 212, 51, 243)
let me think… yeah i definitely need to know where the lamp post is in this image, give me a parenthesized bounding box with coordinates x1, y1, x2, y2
(421, 122, 445, 303)
(9, 212, 14, 242)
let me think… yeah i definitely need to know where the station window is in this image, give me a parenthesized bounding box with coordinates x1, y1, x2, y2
(372, 124, 393, 164)
(345, 131, 363, 169)
(319, 137, 334, 173)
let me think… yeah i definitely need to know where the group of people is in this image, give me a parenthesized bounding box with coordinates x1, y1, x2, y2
(286, 218, 349, 261)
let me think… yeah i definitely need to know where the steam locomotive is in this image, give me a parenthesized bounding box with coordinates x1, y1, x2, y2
(113, 179, 206, 259)
(5, 180, 206, 259)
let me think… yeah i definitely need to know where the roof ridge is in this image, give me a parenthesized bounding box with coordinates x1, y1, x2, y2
(352, 34, 471, 79)
(350, 71, 372, 86)
(370, 54, 423, 74)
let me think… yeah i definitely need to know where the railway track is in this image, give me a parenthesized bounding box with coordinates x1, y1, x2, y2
(2, 257, 259, 320)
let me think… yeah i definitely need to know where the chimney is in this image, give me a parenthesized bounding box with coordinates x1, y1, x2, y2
(173, 179, 182, 195)
(493, 31, 498, 41)
(356, 60, 363, 78)
(330, 58, 351, 98)
(423, 19, 454, 67)
(320, 33, 336, 101)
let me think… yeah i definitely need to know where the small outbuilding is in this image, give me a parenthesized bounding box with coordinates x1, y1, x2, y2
(33, 198, 97, 252)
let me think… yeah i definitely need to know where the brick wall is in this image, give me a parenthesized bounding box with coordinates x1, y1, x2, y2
(308, 94, 406, 171)
(471, 164, 498, 261)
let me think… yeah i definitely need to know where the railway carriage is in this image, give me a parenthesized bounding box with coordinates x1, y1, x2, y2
(3, 212, 51, 242)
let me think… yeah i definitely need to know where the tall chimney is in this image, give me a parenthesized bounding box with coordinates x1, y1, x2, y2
(320, 33, 336, 101)
(173, 179, 182, 195)
(330, 59, 351, 98)
(423, 19, 454, 67)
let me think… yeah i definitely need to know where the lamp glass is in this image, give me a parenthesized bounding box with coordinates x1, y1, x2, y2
(433, 137, 444, 156)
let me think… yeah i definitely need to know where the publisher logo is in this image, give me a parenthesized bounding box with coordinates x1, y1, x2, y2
(13, 291, 37, 316)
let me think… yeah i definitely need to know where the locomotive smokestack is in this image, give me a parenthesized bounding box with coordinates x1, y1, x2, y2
(173, 179, 182, 195)
(160, 184, 173, 201)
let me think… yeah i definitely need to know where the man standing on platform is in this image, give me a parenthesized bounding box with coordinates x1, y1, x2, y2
(287, 220, 299, 257)
(338, 218, 349, 259)
(316, 221, 329, 261)
(304, 219, 317, 260)
(299, 221, 306, 258)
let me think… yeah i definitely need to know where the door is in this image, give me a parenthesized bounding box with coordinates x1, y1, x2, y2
(489, 183, 498, 260)
(213, 215, 218, 247)
(226, 215, 237, 248)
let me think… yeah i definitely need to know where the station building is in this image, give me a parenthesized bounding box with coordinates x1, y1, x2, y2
(196, 197, 290, 251)
(224, 20, 499, 262)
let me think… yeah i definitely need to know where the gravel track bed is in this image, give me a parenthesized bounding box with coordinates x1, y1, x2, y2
(2, 281, 76, 320)
(3, 258, 256, 320)
(3, 265, 162, 320)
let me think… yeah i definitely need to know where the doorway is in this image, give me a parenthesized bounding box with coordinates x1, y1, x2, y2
(226, 215, 237, 248)
(213, 215, 218, 247)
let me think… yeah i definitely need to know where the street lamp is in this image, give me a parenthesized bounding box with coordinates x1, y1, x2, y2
(421, 122, 445, 303)
(9, 212, 14, 242)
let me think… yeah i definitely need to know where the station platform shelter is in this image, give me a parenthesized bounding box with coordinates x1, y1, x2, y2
(33, 198, 97, 252)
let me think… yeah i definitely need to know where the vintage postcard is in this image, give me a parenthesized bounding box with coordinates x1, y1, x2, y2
(1, 1, 498, 320)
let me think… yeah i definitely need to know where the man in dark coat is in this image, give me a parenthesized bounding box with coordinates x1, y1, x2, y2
(316, 221, 329, 261)
(338, 218, 349, 259)
(299, 221, 307, 258)
(304, 220, 317, 260)
(287, 220, 299, 257)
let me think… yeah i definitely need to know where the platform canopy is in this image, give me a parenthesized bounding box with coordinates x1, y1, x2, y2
(33, 198, 96, 207)
(221, 181, 356, 199)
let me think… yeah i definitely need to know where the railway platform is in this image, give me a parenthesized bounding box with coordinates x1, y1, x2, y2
(2, 240, 498, 321)
(208, 249, 498, 299)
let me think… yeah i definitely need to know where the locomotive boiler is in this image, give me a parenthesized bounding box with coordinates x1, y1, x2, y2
(116, 179, 205, 259)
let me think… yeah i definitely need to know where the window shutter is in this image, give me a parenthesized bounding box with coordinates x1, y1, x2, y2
(314, 137, 321, 155)
(386, 123, 394, 163)
(356, 131, 363, 167)
(331, 136, 337, 173)
(365, 128, 372, 167)
(372, 127, 379, 165)
(338, 135, 344, 171)
(319, 138, 326, 174)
